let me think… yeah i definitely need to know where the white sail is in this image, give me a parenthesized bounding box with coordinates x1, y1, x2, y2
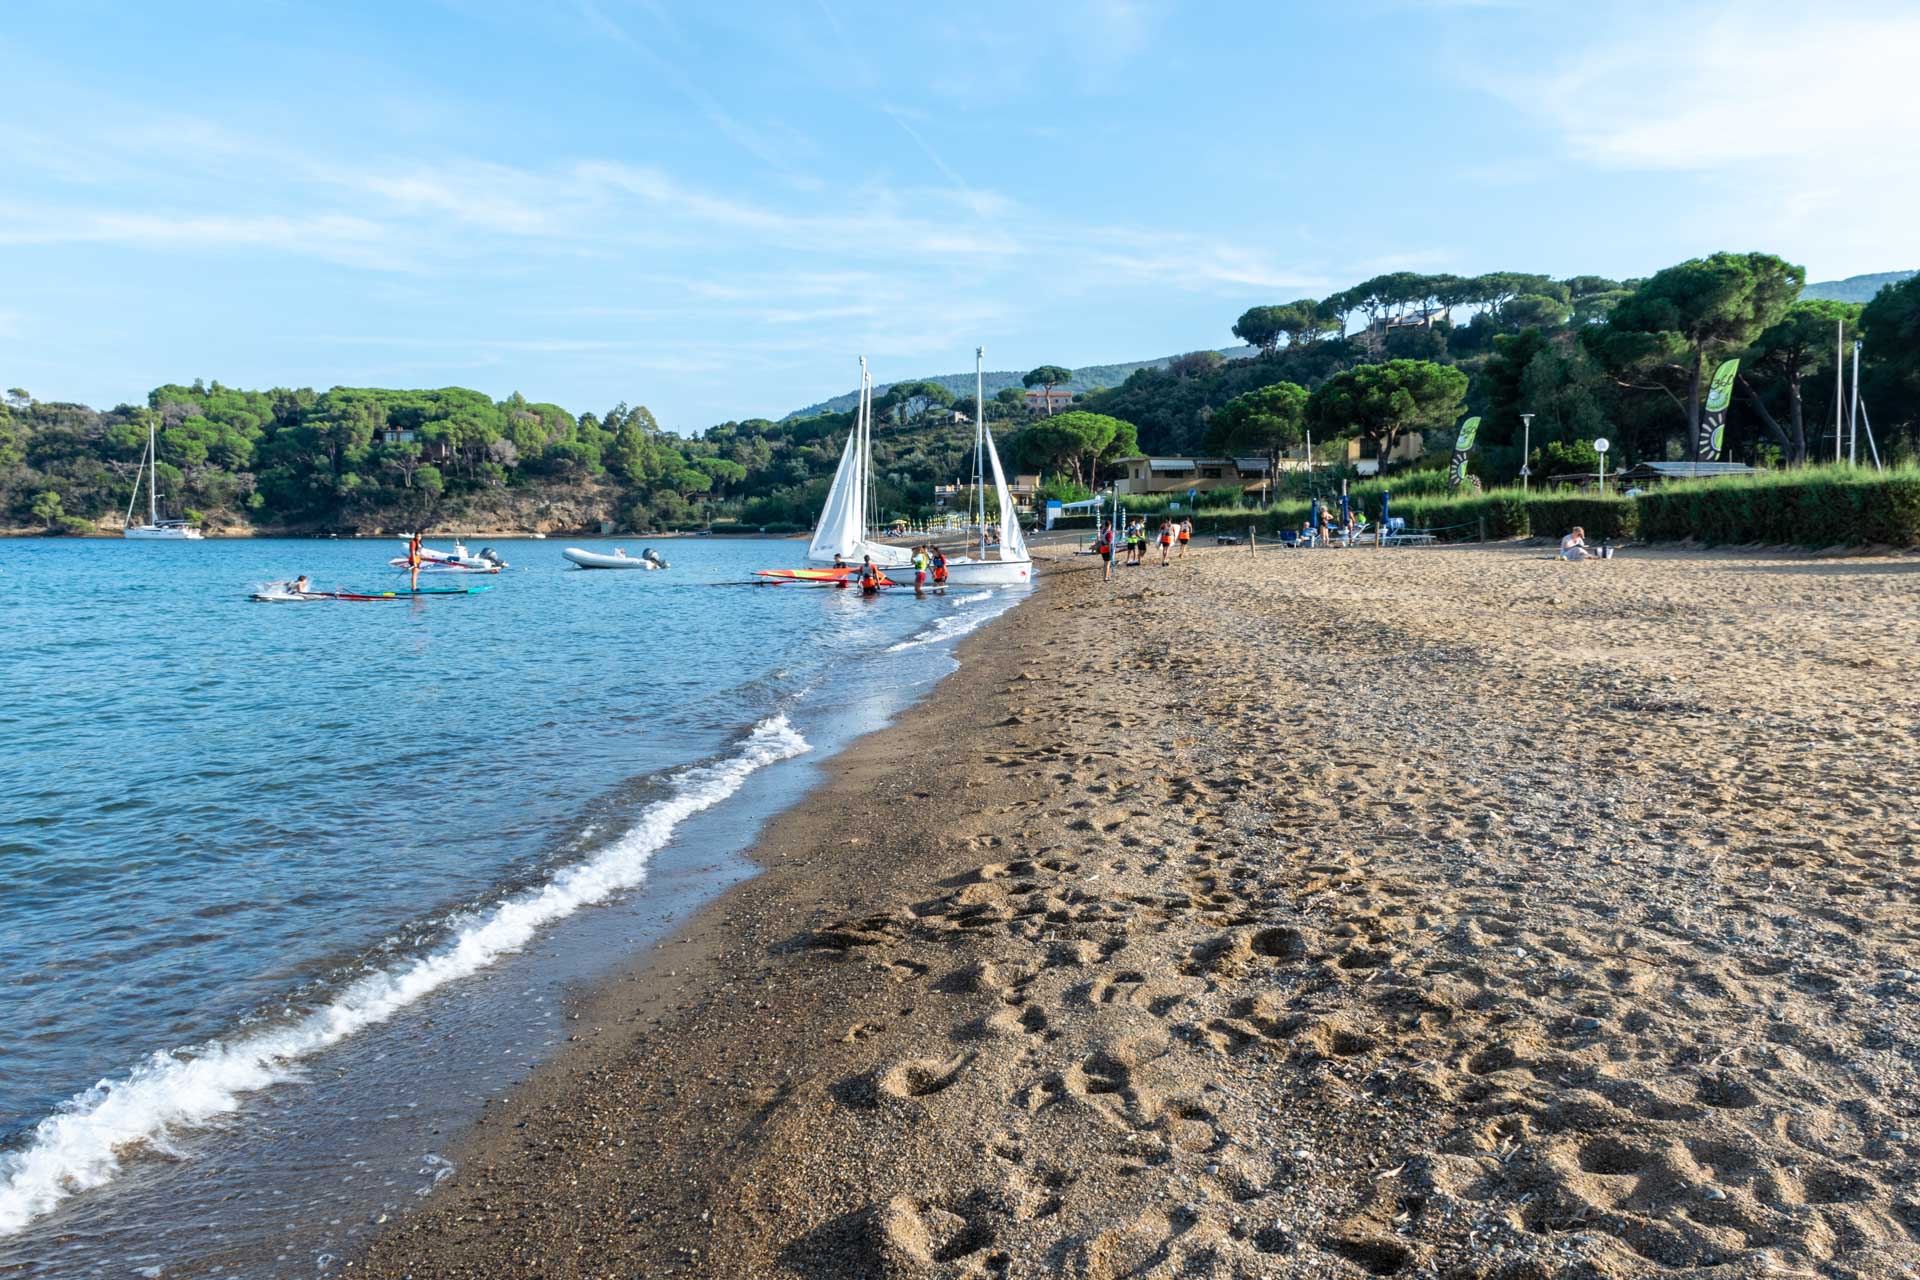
(805, 362, 910, 566)
(983, 426, 1028, 561)
(939, 345, 1032, 585)
(805, 373, 866, 563)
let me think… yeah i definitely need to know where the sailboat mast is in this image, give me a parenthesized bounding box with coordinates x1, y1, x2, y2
(148, 416, 159, 526)
(975, 347, 987, 560)
(126, 421, 152, 529)
(860, 358, 873, 543)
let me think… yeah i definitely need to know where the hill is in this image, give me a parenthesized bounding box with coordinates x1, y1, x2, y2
(781, 349, 1259, 420)
(1803, 270, 1915, 303)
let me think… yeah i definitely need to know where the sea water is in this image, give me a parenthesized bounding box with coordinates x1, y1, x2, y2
(0, 536, 1023, 1276)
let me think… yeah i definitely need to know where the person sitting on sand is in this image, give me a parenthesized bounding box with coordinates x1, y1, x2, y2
(1559, 526, 1601, 562)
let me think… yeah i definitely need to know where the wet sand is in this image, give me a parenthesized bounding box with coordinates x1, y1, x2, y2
(357, 541, 1920, 1280)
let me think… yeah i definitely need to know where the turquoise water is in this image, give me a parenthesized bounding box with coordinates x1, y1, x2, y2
(0, 536, 1020, 1274)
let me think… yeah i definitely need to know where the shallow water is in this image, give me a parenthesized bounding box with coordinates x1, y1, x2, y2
(0, 536, 1023, 1275)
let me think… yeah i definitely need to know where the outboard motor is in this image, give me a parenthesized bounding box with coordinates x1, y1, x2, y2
(643, 548, 668, 569)
(480, 546, 505, 567)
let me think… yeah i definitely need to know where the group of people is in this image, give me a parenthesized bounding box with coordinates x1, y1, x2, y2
(1093, 517, 1191, 581)
(1300, 504, 1362, 547)
(833, 546, 949, 596)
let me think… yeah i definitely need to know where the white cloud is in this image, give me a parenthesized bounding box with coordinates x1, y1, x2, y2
(0, 206, 405, 270)
(1510, 2, 1920, 275)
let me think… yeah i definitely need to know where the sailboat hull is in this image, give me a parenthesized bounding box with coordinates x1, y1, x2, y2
(941, 558, 1033, 586)
(124, 525, 204, 540)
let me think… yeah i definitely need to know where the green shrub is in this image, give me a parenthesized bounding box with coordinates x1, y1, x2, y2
(1633, 467, 1920, 547)
(1526, 495, 1637, 541)
(1388, 489, 1529, 541)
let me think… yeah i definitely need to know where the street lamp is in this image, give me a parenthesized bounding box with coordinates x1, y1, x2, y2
(1594, 436, 1610, 495)
(1519, 413, 1535, 491)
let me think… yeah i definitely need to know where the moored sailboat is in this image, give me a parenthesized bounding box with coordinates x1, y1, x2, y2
(123, 417, 204, 539)
(803, 357, 913, 570)
(940, 347, 1032, 586)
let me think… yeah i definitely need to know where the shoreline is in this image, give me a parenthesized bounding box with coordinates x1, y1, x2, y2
(344, 560, 1061, 1277)
(352, 541, 1920, 1280)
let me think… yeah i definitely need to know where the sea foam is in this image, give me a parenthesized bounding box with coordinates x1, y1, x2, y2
(0, 715, 809, 1236)
(885, 593, 1002, 652)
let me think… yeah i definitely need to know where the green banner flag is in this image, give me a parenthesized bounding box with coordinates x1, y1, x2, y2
(1696, 358, 1738, 462)
(1448, 416, 1481, 489)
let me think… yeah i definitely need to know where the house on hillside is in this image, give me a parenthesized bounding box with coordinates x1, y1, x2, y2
(1023, 387, 1074, 415)
(1346, 433, 1426, 476)
(1112, 456, 1281, 497)
(378, 426, 453, 461)
(934, 475, 1041, 511)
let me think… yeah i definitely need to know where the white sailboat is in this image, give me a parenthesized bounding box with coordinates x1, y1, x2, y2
(122, 417, 203, 540)
(805, 357, 912, 569)
(941, 347, 1033, 586)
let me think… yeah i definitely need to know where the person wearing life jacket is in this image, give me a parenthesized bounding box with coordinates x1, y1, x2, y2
(859, 555, 881, 595)
(1158, 520, 1173, 565)
(931, 546, 948, 589)
(1095, 521, 1114, 582)
(911, 545, 930, 597)
(1177, 517, 1192, 557)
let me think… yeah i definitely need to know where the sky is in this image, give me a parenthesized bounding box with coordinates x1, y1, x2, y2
(4, 0, 1916, 432)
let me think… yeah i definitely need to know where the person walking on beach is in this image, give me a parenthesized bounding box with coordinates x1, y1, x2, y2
(1095, 521, 1114, 582)
(1157, 520, 1173, 566)
(1177, 517, 1192, 557)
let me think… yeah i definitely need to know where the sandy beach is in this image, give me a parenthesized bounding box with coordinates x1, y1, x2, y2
(355, 540, 1920, 1280)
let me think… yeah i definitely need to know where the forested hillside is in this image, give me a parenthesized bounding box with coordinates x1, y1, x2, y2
(6, 262, 1918, 535)
(1084, 259, 1920, 485)
(779, 350, 1257, 420)
(1802, 271, 1916, 304)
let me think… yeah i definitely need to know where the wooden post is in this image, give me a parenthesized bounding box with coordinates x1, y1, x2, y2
(1478, 516, 1487, 543)
(1249, 525, 1257, 556)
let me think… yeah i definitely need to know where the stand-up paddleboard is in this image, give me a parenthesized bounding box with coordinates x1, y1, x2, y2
(250, 586, 491, 602)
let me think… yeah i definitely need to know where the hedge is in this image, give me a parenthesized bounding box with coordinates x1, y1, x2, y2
(1522, 495, 1638, 541)
(1634, 467, 1920, 547)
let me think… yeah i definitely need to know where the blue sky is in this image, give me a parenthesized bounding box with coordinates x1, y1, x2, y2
(4, 0, 1915, 431)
